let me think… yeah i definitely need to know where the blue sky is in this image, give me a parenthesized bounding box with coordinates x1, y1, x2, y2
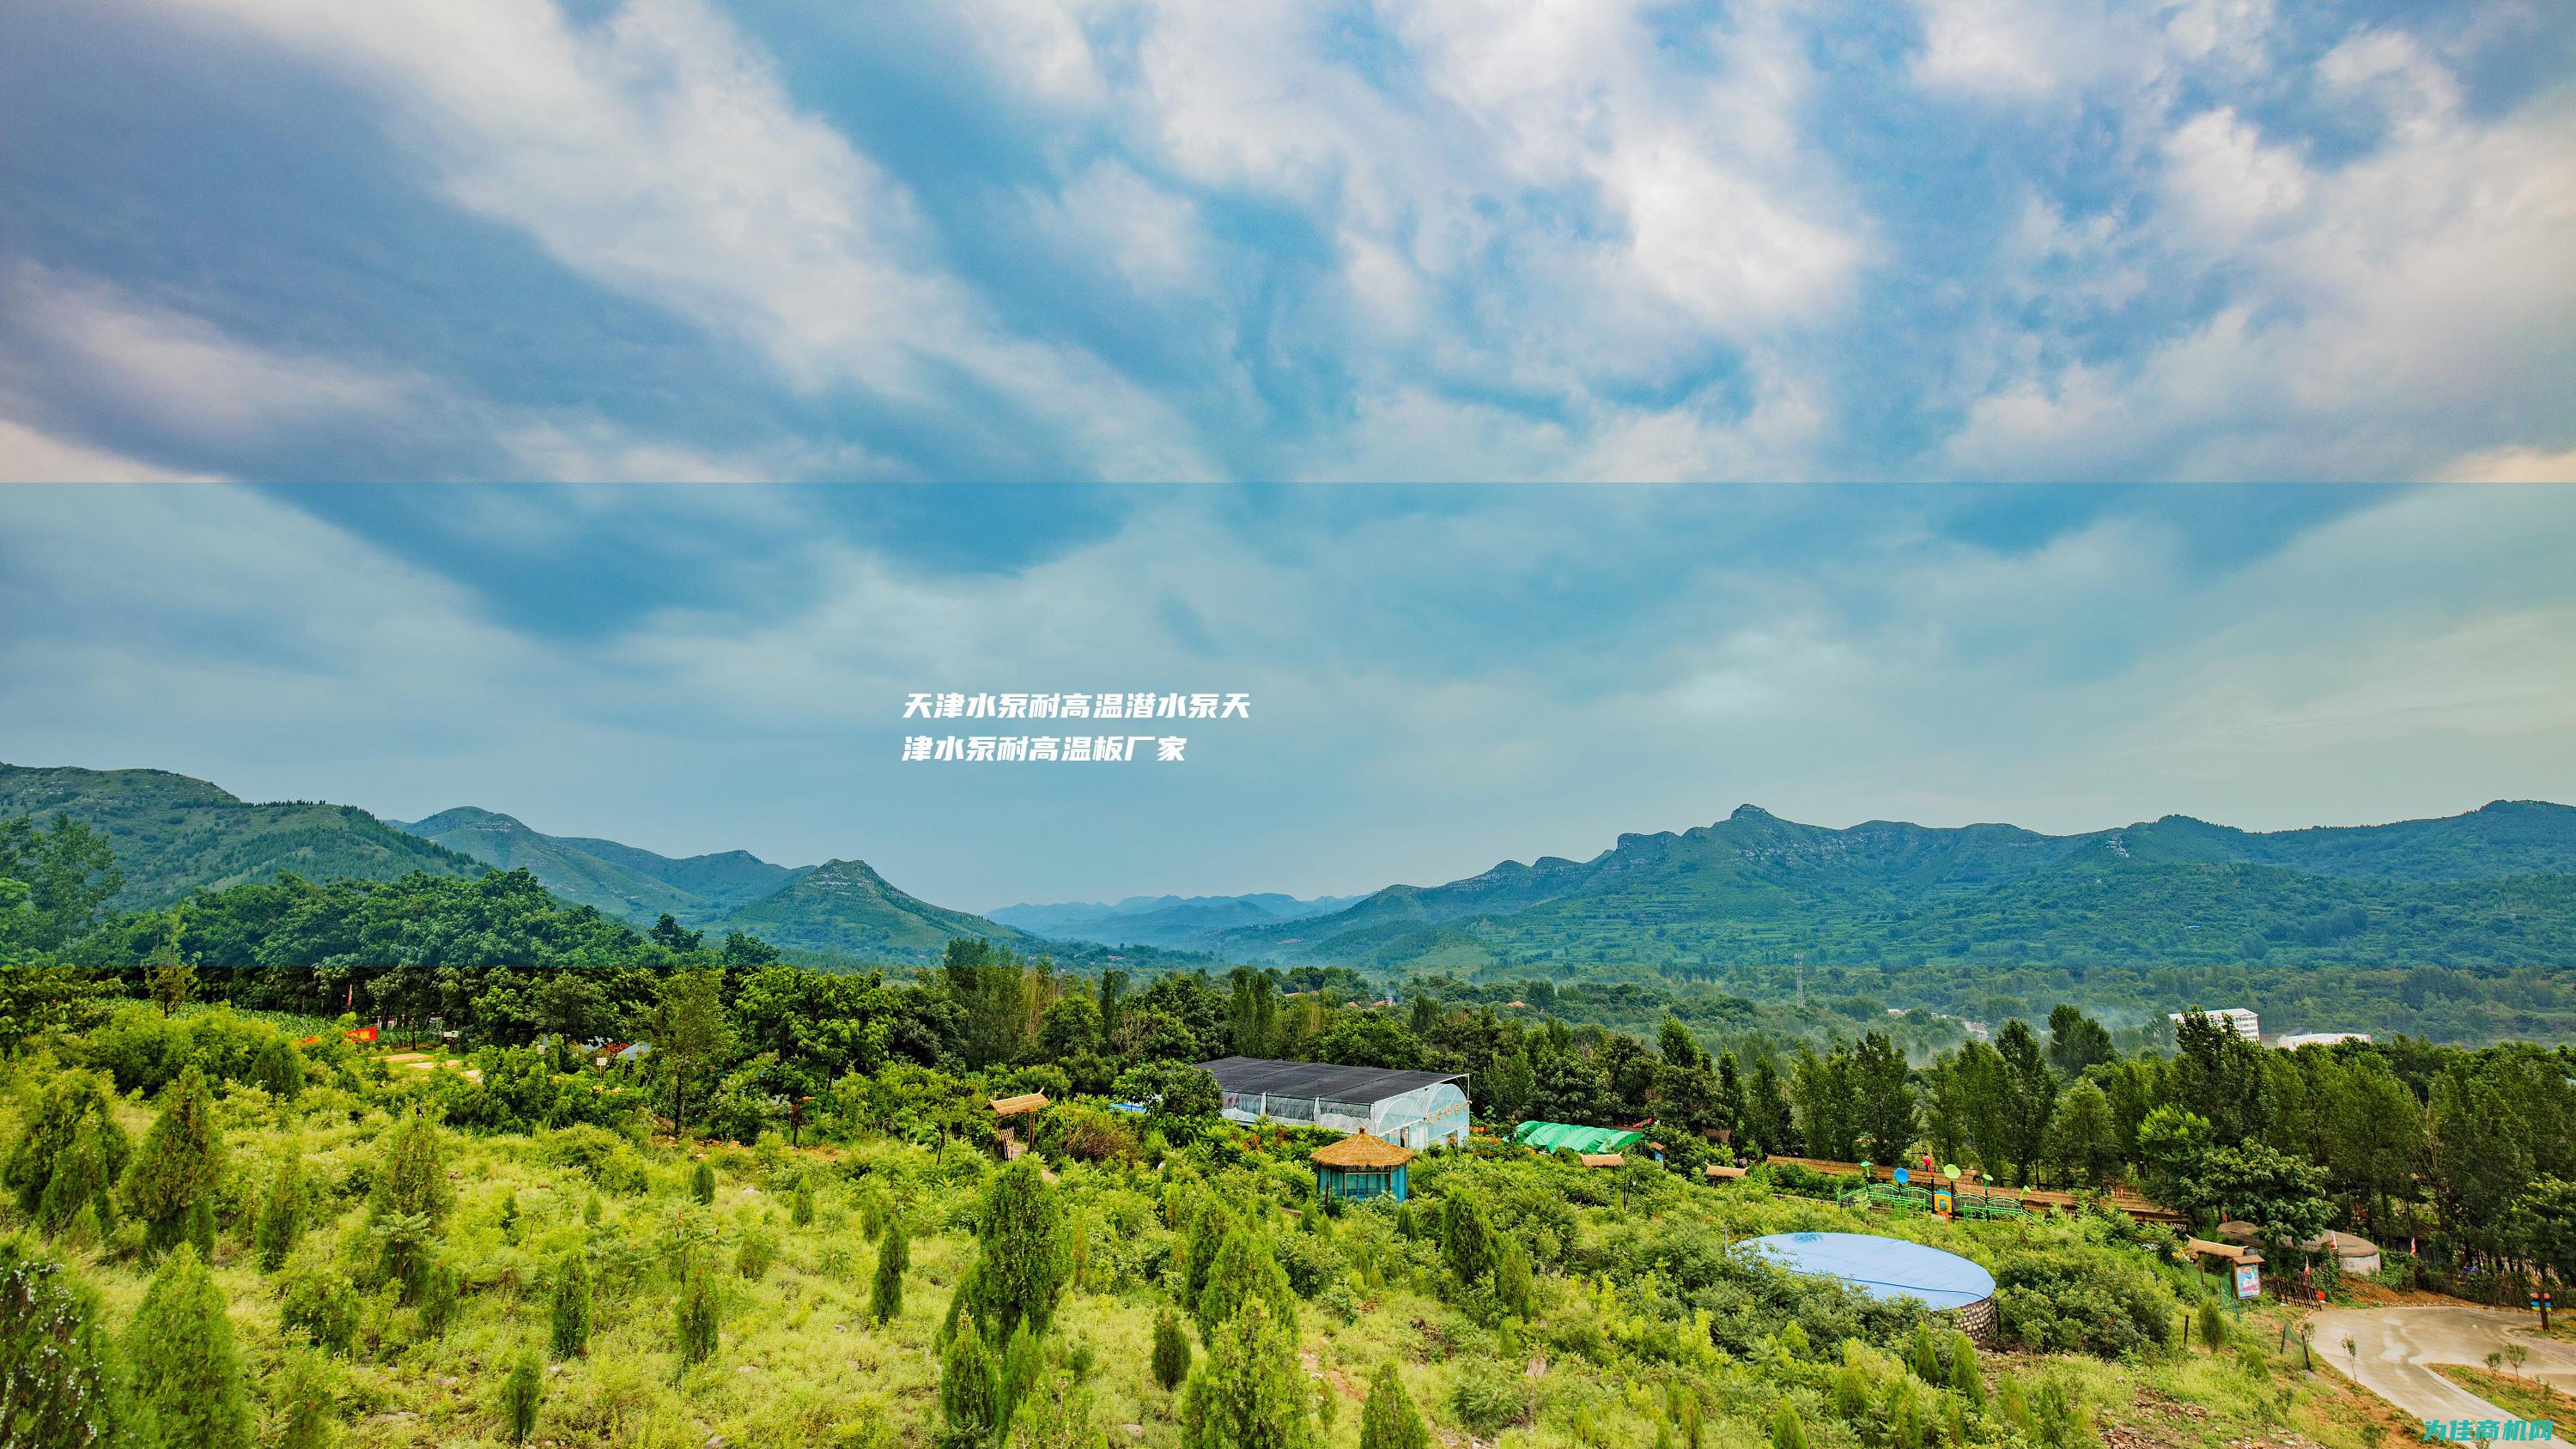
(0, 0, 2571, 482)
(3, 485, 2572, 907)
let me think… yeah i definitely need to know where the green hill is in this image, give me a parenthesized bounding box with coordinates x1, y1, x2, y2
(0, 762, 479, 909)
(708, 858, 1042, 961)
(1224, 802, 2576, 997)
(392, 806, 809, 927)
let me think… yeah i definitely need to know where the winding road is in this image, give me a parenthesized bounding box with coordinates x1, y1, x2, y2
(2309, 1307, 2576, 1426)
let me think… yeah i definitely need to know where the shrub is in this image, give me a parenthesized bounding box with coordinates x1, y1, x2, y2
(121, 1066, 225, 1257)
(1358, 1362, 1425, 1449)
(256, 1146, 310, 1272)
(416, 1258, 462, 1338)
(736, 1224, 780, 1281)
(502, 1343, 542, 1445)
(677, 1268, 720, 1364)
(279, 1257, 362, 1354)
(551, 1253, 592, 1358)
(691, 1161, 717, 1205)
(276, 1351, 332, 1449)
(1151, 1306, 1191, 1391)
(793, 1180, 817, 1228)
(129, 1245, 252, 1449)
(1994, 1246, 2175, 1358)
(871, 1219, 908, 1325)
(0, 1236, 128, 1449)
(939, 1315, 1001, 1449)
(1449, 1369, 1532, 1437)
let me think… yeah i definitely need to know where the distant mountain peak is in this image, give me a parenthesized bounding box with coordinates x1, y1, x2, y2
(1729, 803, 1772, 821)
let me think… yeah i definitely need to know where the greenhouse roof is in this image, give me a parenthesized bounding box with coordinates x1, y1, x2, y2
(1200, 1057, 1464, 1103)
(1513, 1121, 1647, 1153)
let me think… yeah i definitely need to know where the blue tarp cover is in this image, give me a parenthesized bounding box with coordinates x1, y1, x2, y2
(1741, 1232, 1996, 1310)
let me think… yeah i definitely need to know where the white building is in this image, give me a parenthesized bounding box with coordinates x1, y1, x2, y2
(1200, 1057, 1471, 1149)
(2170, 1008, 2260, 1041)
(2273, 1032, 2372, 1050)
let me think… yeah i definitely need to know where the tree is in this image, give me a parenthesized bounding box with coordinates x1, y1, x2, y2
(1, 1236, 128, 1449)
(676, 1264, 720, 1366)
(872, 1218, 909, 1325)
(128, 1244, 251, 1449)
(2187, 1143, 2333, 1264)
(690, 1161, 716, 1206)
(1151, 1307, 1192, 1391)
(2509, 1178, 2576, 1287)
(1995, 1020, 2057, 1185)
(0, 812, 125, 952)
(276, 1352, 332, 1449)
(501, 1344, 542, 1446)
(9, 1070, 128, 1229)
(939, 1316, 1002, 1449)
(792, 1178, 816, 1228)
(1111, 1062, 1219, 1125)
(368, 1113, 453, 1294)
(1850, 1032, 1916, 1161)
(122, 1067, 224, 1257)
(1179, 1297, 1315, 1449)
(1194, 1226, 1296, 1337)
(256, 1143, 309, 1272)
(2044, 1005, 2115, 1078)
(246, 1037, 305, 1101)
(1768, 1404, 1809, 1449)
(2044, 1082, 2118, 1189)
(144, 912, 197, 1019)
(962, 1161, 1071, 1342)
(2136, 1106, 2215, 1212)
(653, 966, 734, 1139)
(1441, 1196, 1498, 1289)
(550, 1253, 592, 1358)
(1358, 1362, 1426, 1449)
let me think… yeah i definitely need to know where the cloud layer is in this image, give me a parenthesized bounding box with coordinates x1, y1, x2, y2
(3, 485, 2571, 906)
(0, 0, 2567, 478)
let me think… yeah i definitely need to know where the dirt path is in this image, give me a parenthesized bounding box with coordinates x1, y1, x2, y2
(2309, 1307, 2576, 1426)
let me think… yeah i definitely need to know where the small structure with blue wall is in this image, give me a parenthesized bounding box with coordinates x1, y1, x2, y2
(1310, 1130, 1415, 1202)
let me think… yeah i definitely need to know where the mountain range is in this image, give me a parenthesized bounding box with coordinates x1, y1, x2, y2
(1203, 801, 2576, 979)
(8, 761, 2574, 996)
(986, 892, 1363, 951)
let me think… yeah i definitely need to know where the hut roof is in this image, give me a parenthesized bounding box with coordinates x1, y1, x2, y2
(2184, 1237, 2263, 1265)
(1704, 1164, 1748, 1179)
(989, 1093, 1049, 1116)
(1310, 1131, 1416, 1168)
(1579, 1153, 1626, 1168)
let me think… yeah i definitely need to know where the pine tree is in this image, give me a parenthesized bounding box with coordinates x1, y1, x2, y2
(128, 1244, 252, 1449)
(369, 1113, 453, 1295)
(690, 1161, 716, 1206)
(1357, 1362, 1425, 1449)
(1193, 1227, 1296, 1338)
(2195, 1298, 2227, 1351)
(1, 1235, 129, 1449)
(677, 1266, 720, 1366)
(416, 1259, 461, 1338)
(501, 1343, 542, 1446)
(1907, 1321, 1943, 1383)
(1768, 1404, 1809, 1449)
(871, 1218, 909, 1325)
(1440, 1197, 1496, 1288)
(276, 1352, 332, 1449)
(1179, 1297, 1314, 1449)
(1492, 1234, 1534, 1318)
(1947, 1331, 1984, 1410)
(998, 1321, 1042, 1428)
(964, 1160, 1069, 1341)
(792, 1179, 816, 1228)
(256, 1145, 308, 1273)
(939, 1315, 1002, 1449)
(550, 1253, 592, 1359)
(38, 1117, 118, 1242)
(1151, 1307, 1191, 1391)
(121, 1067, 224, 1258)
(7, 1070, 129, 1234)
(246, 1037, 305, 1102)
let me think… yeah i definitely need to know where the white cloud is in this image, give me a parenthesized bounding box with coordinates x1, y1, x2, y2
(0, 416, 221, 482)
(138, 0, 1217, 478)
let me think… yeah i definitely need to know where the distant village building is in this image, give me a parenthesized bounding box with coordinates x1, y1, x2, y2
(1200, 1057, 1470, 1149)
(2170, 1008, 2260, 1041)
(2273, 1032, 2371, 1050)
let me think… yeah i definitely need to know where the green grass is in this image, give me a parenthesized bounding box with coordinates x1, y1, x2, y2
(2435, 1363, 2573, 1423)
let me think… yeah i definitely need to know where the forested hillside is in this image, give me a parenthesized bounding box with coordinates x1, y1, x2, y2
(0, 763, 480, 908)
(392, 806, 810, 927)
(1219, 803, 2576, 1040)
(4, 956, 2572, 1449)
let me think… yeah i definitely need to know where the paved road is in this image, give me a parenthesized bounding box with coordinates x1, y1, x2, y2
(2310, 1307, 2576, 1425)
